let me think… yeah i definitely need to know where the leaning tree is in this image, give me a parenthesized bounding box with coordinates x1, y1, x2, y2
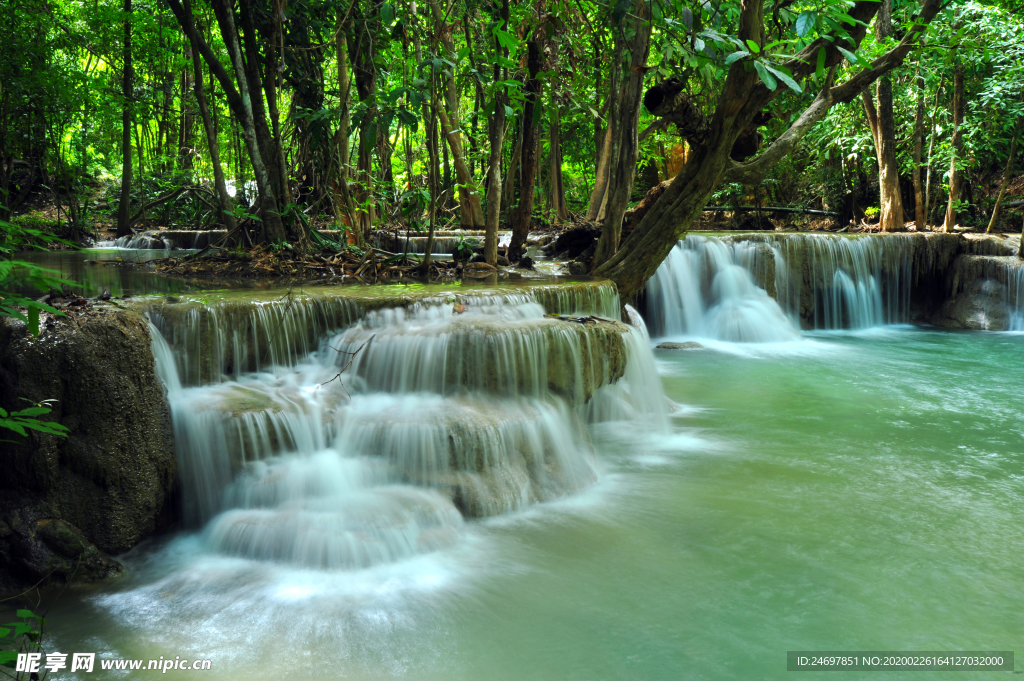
(593, 0, 944, 300)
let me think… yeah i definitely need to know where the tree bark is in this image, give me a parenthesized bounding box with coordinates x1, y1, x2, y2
(859, 0, 904, 232)
(586, 126, 612, 220)
(484, 0, 510, 265)
(115, 0, 133, 238)
(593, 0, 652, 266)
(332, 19, 356, 231)
(509, 33, 544, 260)
(987, 116, 1022, 233)
(944, 60, 965, 232)
(204, 0, 286, 243)
(427, 0, 485, 229)
(912, 71, 926, 227)
(549, 105, 569, 223)
(187, 27, 235, 233)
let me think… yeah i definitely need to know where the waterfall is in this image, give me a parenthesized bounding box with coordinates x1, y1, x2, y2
(141, 281, 621, 386)
(646, 234, 923, 338)
(147, 287, 665, 569)
(645, 236, 799, 342)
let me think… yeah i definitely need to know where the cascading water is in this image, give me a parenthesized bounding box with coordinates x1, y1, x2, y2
(645, 236, 799, 342)
(148, 284, 666, 571)
(646, 234, 920, 340)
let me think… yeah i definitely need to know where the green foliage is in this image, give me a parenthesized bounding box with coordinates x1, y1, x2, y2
(0, 609, 46, 674)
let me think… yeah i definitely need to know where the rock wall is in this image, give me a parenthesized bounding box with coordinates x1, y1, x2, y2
(0, 310, 175, 593)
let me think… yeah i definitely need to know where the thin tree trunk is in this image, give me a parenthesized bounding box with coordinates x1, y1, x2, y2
(509, 35, 544, 260)
(202, 0, 286, 242)
(987, 116, 1022, 233)
(593, 0, 652, 266)
(944, 60, 965, 232)
(586, 126, 612, 220)
(427, 0, 485, 229)
(333, 20, 356, 231)
(503, 121, 523, 208)
(549, 106, 568, 223)
(115, 0, 133, 238)
(912, 71, 926, 227)
(484, 0, 510, 265)
(188, 26, 235, 232)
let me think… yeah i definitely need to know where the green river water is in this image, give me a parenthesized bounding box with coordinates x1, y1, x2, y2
(22, 325, 1022, 680)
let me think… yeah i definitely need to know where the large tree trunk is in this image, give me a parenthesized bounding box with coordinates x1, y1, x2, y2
(987, 116, 1022, 233)
(593, 0, 652, 266)
(187, 25, 235, 233)
(115, 0, 133, 238)
(912, 71, 926, 228)
(859, 0, 903, 232)
(944, 60, 965, 232)
(509, 35, 544, 260)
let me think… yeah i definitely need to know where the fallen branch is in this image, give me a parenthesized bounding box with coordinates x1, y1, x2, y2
(702, 205, 840, 217)
(320, 334, 376, 395)
(127, 186, 187, 231)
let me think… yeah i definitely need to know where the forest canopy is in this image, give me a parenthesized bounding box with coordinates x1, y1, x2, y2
(3, 0, 1024, 296)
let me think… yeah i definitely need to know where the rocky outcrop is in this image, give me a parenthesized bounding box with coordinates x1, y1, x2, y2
(934, 277, 1009, 330)
(932, 254, 1024, 330)
(0, 310, 175, 592)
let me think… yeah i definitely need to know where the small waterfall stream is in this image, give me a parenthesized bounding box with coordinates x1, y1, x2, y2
(148, 284, 666, 571)
(646, 234, 920, 339)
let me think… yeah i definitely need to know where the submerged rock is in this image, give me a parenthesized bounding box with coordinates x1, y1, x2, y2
(0, 310, 175, 592)
(655, 341, 705, 350)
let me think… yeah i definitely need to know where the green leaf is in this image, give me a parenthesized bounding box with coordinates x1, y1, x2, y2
(745, 39, 760, 53)
(14, 406, 51, 417)
(493, 28, 517, 50)
(0, 627, 10, 638)
(16, 610, 37, 619)
(796, 11, 816, 38)
(816, 47, 826, 79)
(725, 50, 750, 65)
(27, 306, 39, 336)
(380, 2, 395, 25)
(0, 650, 17, 666)
(680, 7, 693, 31)
(2, 422, 27, 436)
(836, 45, 859, 64)
(754, 61, 777, 90)
(762, 63, 802, 93)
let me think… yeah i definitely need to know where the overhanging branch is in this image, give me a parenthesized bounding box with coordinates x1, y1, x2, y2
(724, 69, 835, 184)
